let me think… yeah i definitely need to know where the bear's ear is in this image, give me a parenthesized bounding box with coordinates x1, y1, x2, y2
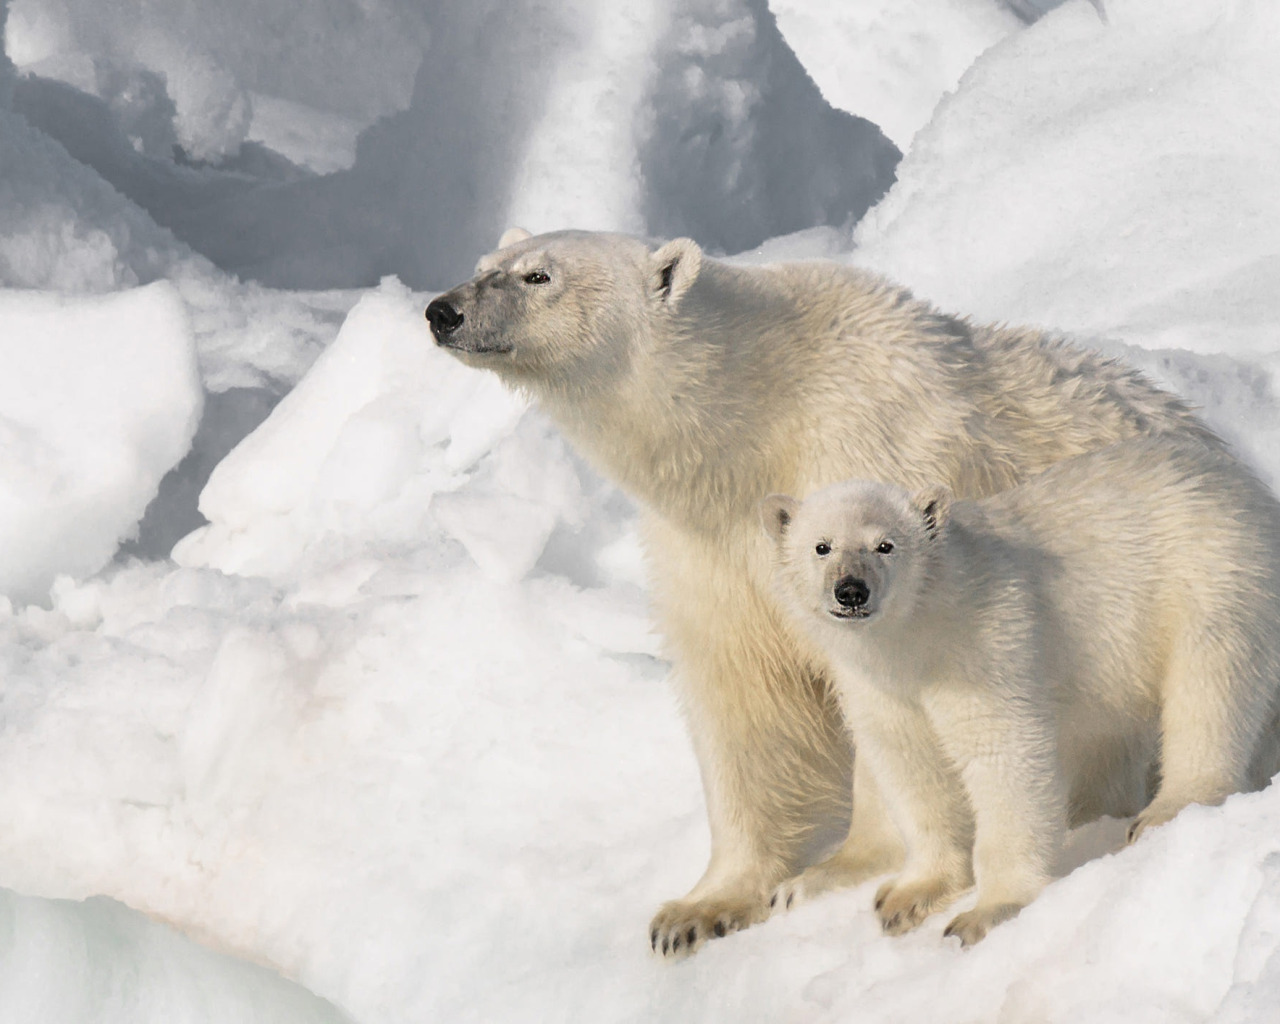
(497, 226, 532, 249)
(650, 237, 702, 306)
(912, 484, 953, 538)
(760, 494, 799, 544)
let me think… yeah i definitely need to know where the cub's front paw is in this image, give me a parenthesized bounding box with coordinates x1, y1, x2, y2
(874, 875, 964, 936)
(943, 902, 1023, 946)
(1126, 801, 1182, 844)
(769, 851, 891, 915)
(649, 891, 770, 959)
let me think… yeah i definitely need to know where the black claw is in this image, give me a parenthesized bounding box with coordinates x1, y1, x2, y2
(943, 922, 956, 938)
(686, 927, 696, 946)
(714, 921, 726, 937)
(874, 893, 886, 911)
(651, 929, 659, 950)
(662, 938, 669, 954)
(786, 893, 794, 909)
(769, 893, 777, 908)
(672, 936, 682, 952)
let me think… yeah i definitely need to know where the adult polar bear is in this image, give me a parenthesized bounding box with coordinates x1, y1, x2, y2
(426, 228, 1219, 958)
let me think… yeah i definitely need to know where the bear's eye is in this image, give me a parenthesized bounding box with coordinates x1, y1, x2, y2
(876, 540, 894, 555)
(523, 270, 551, 285)
(815, 541, 831, 557)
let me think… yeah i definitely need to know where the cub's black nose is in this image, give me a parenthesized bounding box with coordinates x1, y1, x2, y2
(425, 298, 464, 339)
(834, 576, 870, 609)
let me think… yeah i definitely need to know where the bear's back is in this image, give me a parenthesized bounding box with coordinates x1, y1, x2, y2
(685, 259, 1220, 515)
(966, 437, 1280, 708)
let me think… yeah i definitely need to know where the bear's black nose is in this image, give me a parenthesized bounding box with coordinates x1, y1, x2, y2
(425, 298, 465, 339)
(833, 576, 870, 609)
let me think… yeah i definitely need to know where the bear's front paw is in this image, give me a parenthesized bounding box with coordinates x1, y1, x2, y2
(649, 891, 769, 959)
(769, 850, 892, 915)
(874, 875, 964, 936)
(943, 902, 1023, 946)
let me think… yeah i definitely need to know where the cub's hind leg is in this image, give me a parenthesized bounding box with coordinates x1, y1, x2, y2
(1131, 631, 1279, 842)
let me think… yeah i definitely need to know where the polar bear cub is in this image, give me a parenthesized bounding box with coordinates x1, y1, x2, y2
(762, 437, 1280, 945)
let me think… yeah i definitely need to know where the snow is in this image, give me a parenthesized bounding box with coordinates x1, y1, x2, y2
(5, 0, 427, 162)
(771, 0, 1022, 150)
(0, 889, 347, 1023)
(1, 0, 1280, 1021)
(852, 0, 1280, 360)
(0, 283, 200, 604)
(171, 280, 537, 582)
(6, 0, 898, 291)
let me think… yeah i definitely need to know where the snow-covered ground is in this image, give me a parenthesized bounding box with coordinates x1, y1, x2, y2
(1, 0, 1278, 1020)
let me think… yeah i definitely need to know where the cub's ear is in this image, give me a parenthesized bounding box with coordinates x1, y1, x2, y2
(760, 494, 800, 544)
(912, 484, 953, 538)
(497, 226, 532, 249)
(650, 237, 702, 306)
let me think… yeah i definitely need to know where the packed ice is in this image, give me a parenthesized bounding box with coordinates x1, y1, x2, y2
(1, 0, 1278, 1021)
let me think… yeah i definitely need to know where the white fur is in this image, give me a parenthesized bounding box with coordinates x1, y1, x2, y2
(497, 226, 533, 249)
(767, 438, 1280, 944)
(431, 228, 1224, 958)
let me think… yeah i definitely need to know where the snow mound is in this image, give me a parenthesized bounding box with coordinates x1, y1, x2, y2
(0, 72, 347, 392)
(0, 552, 670, 1023)
(770, 0, 1021, 149)
(855, 0, 1280, 359)
(0, 283, 201, 603)
(0, 888, 348, 1024)
(5, 0, 427, 162)
(174, 280, 536, 579)
(174, 280, 634, 590)
(0, 105, 183, 293)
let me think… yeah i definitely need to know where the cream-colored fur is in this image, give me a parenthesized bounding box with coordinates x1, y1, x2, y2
(764, 438, 1280, 944)
(428, 229, 1222, 957)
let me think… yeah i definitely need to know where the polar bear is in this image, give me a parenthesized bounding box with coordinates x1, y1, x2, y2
(762, 437, 1280, 944)
(426, 228, 1222, 957)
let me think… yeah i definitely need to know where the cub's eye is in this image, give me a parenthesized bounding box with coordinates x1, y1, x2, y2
(876, 540, 894, 555)
(523, 270, 551, 285)
(815, 542, 831, 557)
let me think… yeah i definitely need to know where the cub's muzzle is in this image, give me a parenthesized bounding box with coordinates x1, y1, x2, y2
(830, 575, 872, 619)
(834, 576, 869, 609)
